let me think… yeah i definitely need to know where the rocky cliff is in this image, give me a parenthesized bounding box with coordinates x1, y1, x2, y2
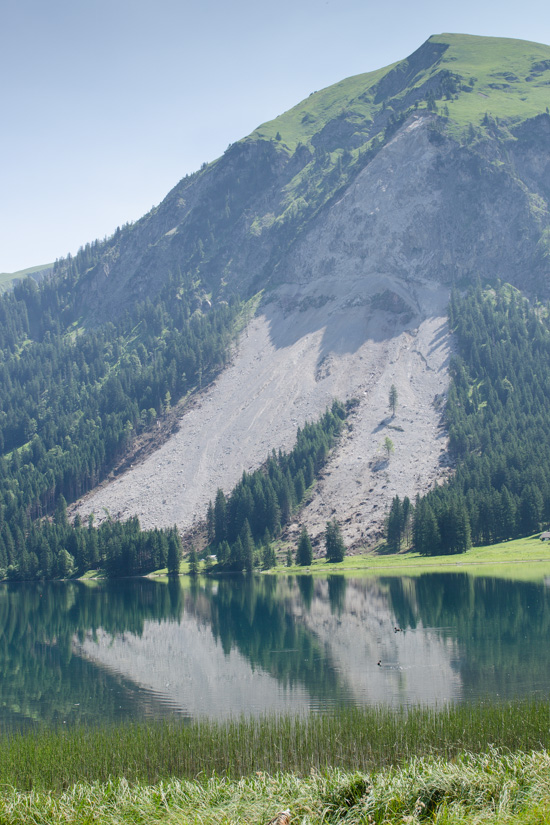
(73, 33, 550, 544)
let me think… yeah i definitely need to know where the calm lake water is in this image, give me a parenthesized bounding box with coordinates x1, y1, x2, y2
(2, 571, 550, 729)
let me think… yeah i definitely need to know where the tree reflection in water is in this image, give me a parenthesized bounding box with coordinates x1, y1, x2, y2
(2, 571, 550, 729)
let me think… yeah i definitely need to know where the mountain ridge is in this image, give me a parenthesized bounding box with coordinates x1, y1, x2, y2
(54, 32, 550, 327)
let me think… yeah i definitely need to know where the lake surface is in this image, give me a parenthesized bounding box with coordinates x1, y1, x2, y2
(2, 571, 550, 729)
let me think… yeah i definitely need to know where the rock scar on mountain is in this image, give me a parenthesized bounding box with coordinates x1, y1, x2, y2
(73, 271, 451, 548)
(73, 117, 457, 547)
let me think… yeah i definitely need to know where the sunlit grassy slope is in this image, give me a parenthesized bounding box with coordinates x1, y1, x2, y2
(251, 33, 550, 149)
(0, 263, 52, 291)
(253, 63, 393, 148)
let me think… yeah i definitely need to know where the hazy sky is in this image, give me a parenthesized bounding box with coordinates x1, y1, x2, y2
(2, 0, 550, 273)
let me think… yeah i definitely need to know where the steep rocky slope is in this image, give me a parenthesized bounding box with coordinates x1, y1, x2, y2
(75, 119, 453, 547)
(75, 282, 450, 548)
(72, 34, 550, 547)
(69, 33, 550, 324)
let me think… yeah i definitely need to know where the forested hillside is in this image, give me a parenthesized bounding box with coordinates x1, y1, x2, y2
(0, 251, 241, 579)
(205, 401, 347, 570)
(410, 284, 550, 554)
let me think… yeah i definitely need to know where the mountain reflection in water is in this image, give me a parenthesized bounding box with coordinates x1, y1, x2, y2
(1, 572, 550, 729)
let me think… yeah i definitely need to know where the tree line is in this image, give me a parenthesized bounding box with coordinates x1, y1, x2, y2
(0, 494, 182, 580)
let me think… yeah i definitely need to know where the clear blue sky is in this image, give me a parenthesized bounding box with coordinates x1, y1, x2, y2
(2, 0, 550, 273)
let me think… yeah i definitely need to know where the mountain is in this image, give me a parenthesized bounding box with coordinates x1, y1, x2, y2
(71, 33, 550, 549)
(2, 33, 550, 572)
(68, 33, 550, 322)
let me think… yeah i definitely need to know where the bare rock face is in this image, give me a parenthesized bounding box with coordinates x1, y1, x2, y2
(277, 114, 549, 294)
(75, 124, 453, 546)
(74, 106, 550, 326)
(68, 26, 550, 545)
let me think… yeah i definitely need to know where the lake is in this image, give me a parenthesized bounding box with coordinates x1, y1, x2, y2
(2, 569, 550, 729)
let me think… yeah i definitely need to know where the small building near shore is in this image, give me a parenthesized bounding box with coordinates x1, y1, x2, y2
(540, 531, 550, 541)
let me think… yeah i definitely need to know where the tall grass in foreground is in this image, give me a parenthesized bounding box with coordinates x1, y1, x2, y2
(1, 750, 550, 825)
(1, 700, 550, 791)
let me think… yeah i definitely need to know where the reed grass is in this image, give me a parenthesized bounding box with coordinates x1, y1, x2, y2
(1, 700, 550, 791)
(1, 749, 550, 825)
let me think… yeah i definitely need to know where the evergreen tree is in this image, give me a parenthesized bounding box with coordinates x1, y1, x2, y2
(262, 541, 277, 570)
(56, 548, 75, 578)
(387, 495, 403, 553)
(402, 496, 412, 547)
(214, 488, 227, 544)
(414, 499, 441, 555)
(389, 384, 398, 417)
(188, 545, 199, 577)
(167, 528, 182, 575)
(296, 526, 313, 566)
(206, 500, 215, 544)
(217, 540, 230, 565)
(520, 485, 543, 535)
(54, 495, 68, 527)
(230, 537, 244, 570)
(240, 519, 254, 573)
(264, 484, 281, 537)
(499, 486, 517, 540)
(325, 519, 346, 562)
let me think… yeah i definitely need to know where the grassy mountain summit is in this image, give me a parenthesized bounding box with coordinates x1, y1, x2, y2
(50, 32, 550, 323)
(253, 33, 550, 149)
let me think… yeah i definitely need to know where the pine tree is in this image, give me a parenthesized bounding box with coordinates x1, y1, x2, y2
(296, 526, 313, 566)
(188, 545, 199, 577)
(500, 486, 517, 540)
(325, 519, 346, 562)
(240, 519, 254, 573)
(206, 500, 215, 544)
(217, 540, 230, 565)
(214, 488, 227, 544)
(402, 496, 412, 547)
(520, 485, 543, 535)
(54, 495, 69, 527)
(262, 542, 276, 570)
(230, 537, 244, 570)
(167, 528, 182, 575)
(389, 384, 398, 417)
(414, 499, 441, 555)
(387, 495, 403, 553)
